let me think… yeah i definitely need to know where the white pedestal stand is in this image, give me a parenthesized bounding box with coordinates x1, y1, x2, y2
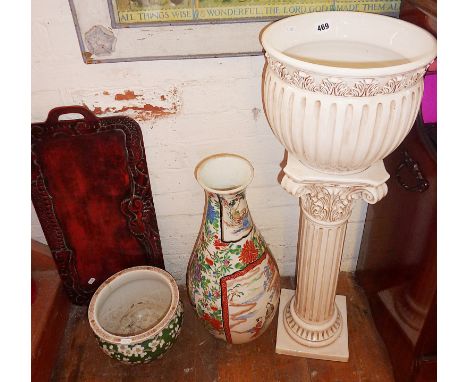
(275, 156, 389, 361)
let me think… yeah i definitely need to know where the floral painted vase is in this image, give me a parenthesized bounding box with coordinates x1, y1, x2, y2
(187, 154, 281, 344)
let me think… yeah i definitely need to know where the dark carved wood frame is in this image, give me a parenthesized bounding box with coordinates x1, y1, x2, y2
(31, 106, 165, 305)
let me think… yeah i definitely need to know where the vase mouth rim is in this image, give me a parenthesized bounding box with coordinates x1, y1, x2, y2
(261, 11, 437, 78)
(195, 153, 254, 195)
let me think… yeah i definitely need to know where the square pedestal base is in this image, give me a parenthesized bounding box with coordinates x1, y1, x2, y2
(275, 289, 349, 362)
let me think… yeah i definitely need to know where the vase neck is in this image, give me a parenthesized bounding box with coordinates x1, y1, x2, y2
(206, 190, 253, 243)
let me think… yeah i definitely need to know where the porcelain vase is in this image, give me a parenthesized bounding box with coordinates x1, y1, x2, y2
(187, 154, 281, 344)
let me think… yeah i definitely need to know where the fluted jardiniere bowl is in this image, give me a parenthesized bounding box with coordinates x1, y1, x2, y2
(261, 11, 437, 174)
(88, 266, 183, 364)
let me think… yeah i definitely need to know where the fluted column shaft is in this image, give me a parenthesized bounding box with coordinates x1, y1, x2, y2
(295, 207, 347, 324)
(280, 169, 388, 348)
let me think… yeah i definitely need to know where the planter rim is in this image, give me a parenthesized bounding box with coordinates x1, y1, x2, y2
(88, 266, 179, 345)
(261, 11, 437, 79)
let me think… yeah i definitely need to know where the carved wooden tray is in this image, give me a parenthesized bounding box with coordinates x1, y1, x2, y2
(32, 106, 165, 305)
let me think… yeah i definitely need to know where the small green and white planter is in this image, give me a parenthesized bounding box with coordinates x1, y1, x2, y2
(88, 266, 183, 365)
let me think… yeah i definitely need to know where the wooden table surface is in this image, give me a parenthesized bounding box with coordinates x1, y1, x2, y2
(51, 274, 395, 382)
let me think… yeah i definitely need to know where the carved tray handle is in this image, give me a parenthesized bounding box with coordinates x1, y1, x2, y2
(45, 106, 99, 125)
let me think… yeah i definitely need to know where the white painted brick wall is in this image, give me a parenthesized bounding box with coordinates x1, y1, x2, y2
(31, 0, 367, 283)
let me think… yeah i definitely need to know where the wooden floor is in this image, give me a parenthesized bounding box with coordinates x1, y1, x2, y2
(51, 274, 395, 382)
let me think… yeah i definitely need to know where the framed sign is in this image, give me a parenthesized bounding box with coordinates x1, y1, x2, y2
(69, 0, 400, 63)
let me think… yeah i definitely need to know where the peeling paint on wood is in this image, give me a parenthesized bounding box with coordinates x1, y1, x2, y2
(92, 103, 176, 120)
(74, 87, 182, 121)
(114, 90, 141, 101)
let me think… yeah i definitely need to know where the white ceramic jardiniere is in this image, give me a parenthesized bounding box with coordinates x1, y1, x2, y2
(186, 153, 281, 344)
(88, 266, 183, 364)
(262, 11, 437, 174)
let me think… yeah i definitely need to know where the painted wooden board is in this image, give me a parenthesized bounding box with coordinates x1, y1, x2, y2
(31, 106, 165, 305)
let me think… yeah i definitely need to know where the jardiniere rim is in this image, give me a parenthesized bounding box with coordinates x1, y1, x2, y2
(261, 11, 437, 78)
(88, 266, 179, 345)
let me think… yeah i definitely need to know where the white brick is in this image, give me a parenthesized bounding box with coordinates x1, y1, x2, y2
(247, 186, 298, 209)
(31, 90, 68, 122)
(340, 257, 359, 272)
(158, 110, 269, 144)
(349, 200, 368, 223)
(31, 21, 54, 63)
(181, 78, 262, 115)
(153, 191, 202, 217)
(148, 169, 198, 195)
(278, 262, 297, 278)
(342, 222, 365, 262)
(163, 254, 191, 283)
